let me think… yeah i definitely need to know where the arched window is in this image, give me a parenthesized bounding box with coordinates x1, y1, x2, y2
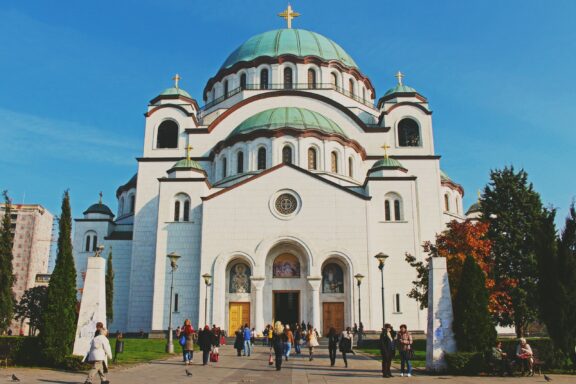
(237, 151, 244, 174)
(394, 199, 401, 221)
(84, 233, 93, 252)
(331, 73, 338, 89)
(222, 157, 227, 178)
(130, 195, 135, 213)
(174, 201, 180, 222)
(384, 200, 391, 221)
(322, 263, 344, 293)
(307, 68, 317, 89)
(119, 197, 124, 215)
(398, 118, 421, 147)
(183, 200, 190, 222)
(385, 192, 403, 221)
(444, 194, 450, 212)
(348, 157, 354, 178)
(240, 73, 247, 90)
(92, 235, 98, 251)
(455, 197, 460, 214)
(282, 145, 292, 164)
(331, 151, 338, 173)
(229, 263, 251, 293)
(284, 67, 293, 89)
(307, 148, 317, 170)
(223, 80, 229, 97)
(156, 120, 178, 149)
(362, 88, 366, 104)
(349, 78, 355, 97)
(212, 88, 216, 101)
(257, 147, 266, 170)
(260, 69, 269, 89)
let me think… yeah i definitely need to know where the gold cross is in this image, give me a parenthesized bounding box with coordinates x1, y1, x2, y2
(477, 189, 481, 202)
(395, 71, 404, 86)
(278, 4, 300, 29)
(186, 144, 193, 161)
(173, 74, 181, 89)
(98, 191, 103, 205)
(381, 144, 391, 159)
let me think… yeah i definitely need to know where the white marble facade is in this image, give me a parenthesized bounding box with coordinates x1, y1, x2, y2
(73, 24, 472, 335)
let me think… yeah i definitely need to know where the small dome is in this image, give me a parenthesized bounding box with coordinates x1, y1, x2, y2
(229, 107, 347, 138)
(159, 87, 193, 99)
(372, 157, 404, 169)
(221, 29, 358, 70)
(171, 158, 205, 171)
(466, 202, 482, 215)
(83, 203, 114, 217)
(384, 84, 418, 96)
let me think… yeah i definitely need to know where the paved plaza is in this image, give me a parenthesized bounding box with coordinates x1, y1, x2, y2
(2, 345, 574, 383)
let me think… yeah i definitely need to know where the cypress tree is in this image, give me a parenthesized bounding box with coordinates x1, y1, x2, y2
(39, 191, 77, 363)
(453, 255, 496, 352)
(106, 247, 114, 323)
(0, 191, 15, 332)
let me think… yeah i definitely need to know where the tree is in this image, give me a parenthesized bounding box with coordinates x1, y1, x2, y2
(39, 191, 78, 363)
(536, 204, 576, 355)
(106, 247, 114, 323)
(0, 191, 15, 332)
(453, 255, 497, 352)
(14, 286, 48, 335)
(481, 166, 546, 337)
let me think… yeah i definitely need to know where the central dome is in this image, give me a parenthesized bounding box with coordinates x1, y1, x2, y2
(221, 29, 358, 70)
(229, 107, 347, 138)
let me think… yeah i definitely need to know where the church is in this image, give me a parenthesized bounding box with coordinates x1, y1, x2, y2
(73, 6, 470, 336)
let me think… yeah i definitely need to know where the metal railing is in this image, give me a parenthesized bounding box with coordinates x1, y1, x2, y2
(201, 83, 376, 112)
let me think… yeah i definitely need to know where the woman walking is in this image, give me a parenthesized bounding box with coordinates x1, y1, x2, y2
(84, 327, 113, 384)
(294, 325, 302, 356)
(397, 324, 413, 377)
(306, 327, 320, 361)
(339, 327, 354, 368)
(380, 324, 395, 378)
(182, 319, 196, 365)
(198, 325, 212, 366)
(327, 327, 339, 367)
(284, 325, 294, 361)
(210, 326, 221, 361)
(234, 327, 244, 356)
(271, 321, 285, 371)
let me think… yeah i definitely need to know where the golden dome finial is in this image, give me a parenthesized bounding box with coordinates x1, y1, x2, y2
(395, 71, 404, 86)
(172, 73, 181, 89)
(278, 4, 301, 29)
(381, 143, 391, 159)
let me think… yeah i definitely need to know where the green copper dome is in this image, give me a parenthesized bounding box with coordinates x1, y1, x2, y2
(221, 29, 358, 69)
(229, 107, 347, 138)
(384, 84, 418, 96)
(372, 157, 404, 169)
(171, 158, 204, 171)
(160, 87, 193, 99)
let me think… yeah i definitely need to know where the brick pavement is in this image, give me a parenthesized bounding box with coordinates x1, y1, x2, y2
(2, 344, 574, 383)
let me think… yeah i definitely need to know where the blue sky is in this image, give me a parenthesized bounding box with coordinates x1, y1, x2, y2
(0, 0, 575, 227)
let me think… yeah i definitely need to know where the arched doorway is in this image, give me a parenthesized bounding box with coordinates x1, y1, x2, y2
(320, 258, 351, 335)
(226, 259, 252, 335)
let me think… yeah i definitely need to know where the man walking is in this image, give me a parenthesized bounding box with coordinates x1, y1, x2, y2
(243, 324, 252, 356)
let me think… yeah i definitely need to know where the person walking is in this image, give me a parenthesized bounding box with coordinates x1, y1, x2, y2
(263, 325, 270, 346)
(294, 325, 302, 356)
(339, 327, 354, 368)
(182, 319, 196, 365)
(307, 327, 319, 361)
(210, 326, 221, 361)
(243, 324, 252, 356)
(271, 321, 285, 371)
(284, 325, 294, 361)
(397, 324, 413, 377)
(84, 327, 113, 384)
(380, 324, 395, 378)
(234, 327, 244, 356)
(327, 327, 339, 367)
(198, 325, 212, 366)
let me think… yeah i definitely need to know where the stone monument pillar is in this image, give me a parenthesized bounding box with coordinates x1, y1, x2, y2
(73, 248, 107, 357)
(426, 257, 457, 372)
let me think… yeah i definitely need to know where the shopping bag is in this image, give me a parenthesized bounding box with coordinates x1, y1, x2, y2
(210, 352, 219, 362)
(268, 353, 274, 365)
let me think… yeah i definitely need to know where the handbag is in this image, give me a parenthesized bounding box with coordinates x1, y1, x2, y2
(210, 351, 219, 362)
(179, 334, 187, 346)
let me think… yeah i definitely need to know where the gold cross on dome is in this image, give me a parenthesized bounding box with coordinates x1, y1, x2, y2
(186, 144, 193, 161)
(477, 189, 481, 202)
(98, 191, 103, 205)
(395, 71, 404, 86)
(173, 74, 181, 89)
(278, 4, 300, 29)
(381, 143, 391, 159)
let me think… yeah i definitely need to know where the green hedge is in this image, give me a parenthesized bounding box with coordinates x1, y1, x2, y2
(445, 352, 486, 375)
(0, 336, 42, 366)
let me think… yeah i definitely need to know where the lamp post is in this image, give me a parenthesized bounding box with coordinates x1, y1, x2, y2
(374, 253, 389, 328)
(166, 252, 181, 353)
(202, 273, 212, 326)
(354, 273, 364, 345)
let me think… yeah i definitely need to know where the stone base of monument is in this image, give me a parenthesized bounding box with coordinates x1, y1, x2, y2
(72, 256, 107, 357)
(426, 257, 457, 372)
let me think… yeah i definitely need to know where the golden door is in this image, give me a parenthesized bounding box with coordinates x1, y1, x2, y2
(229, 302, 250, 336)
(322, 302, 345, 336)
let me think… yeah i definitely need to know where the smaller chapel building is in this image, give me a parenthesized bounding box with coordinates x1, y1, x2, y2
(73, 10, 471, 336)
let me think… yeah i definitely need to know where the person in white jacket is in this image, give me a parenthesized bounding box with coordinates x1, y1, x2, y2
(84, 328, 113, 384)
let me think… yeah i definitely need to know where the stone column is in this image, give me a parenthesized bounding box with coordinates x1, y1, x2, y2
(307, 277, 322, 333)
(251, 276, 265, 333)
(426, 257, 457, 372)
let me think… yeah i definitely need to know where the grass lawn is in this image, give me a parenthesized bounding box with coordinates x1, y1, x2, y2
(110, 338, 183, 365)
(359, 348, 426, 369)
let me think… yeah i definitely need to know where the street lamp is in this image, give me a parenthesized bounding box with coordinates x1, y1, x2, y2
(166, 252, 181, 353)
(374, 253, 389, 328)
(202, 273, 212, 326)
(354, 273, 364, 344)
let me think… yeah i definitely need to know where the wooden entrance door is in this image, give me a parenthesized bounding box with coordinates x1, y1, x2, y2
(323, 302, 344, 335)
(229, 302, 250, 336)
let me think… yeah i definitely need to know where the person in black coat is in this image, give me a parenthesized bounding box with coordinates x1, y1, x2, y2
(327, 327, 339, 367)
(271, 322, 285, 371)
(234, 328, 244, 356)
(380, 324, 395, 378)
(197, 325, 212, 365)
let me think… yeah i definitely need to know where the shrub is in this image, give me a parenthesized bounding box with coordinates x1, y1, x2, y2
(445, 352, 486, 375)
(59, 355, 91, 371)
